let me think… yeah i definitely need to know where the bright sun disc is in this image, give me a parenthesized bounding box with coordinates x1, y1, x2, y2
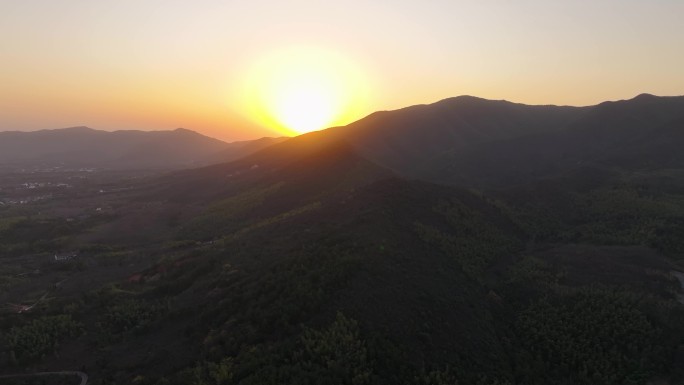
(271, 76, 336, 134)
(243, 47, 369, 136)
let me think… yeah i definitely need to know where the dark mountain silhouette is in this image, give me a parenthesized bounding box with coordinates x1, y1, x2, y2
(318, 94, 684, 187)
(326, 95, 587, 176)
(0, 127, 283, 169)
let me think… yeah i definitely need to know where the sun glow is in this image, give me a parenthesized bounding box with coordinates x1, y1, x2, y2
(243, 47, 370, 136)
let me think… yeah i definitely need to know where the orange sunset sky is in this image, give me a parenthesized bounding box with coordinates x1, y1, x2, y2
(1, 1, 683, 141)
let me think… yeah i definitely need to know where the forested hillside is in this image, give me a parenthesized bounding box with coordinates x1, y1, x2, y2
(2, 95, 684, 384)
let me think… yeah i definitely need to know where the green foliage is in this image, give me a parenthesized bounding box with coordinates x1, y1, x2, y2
(0, 216, 28, 232)
(181, 183, 284, 239)
(201, 241, 364, 360)
(99, 298, 168, 335)
(230, 313, 374, 385)
(0, 214, 111, 256)
(512, 286, 678, 385)
(506, 255, 562, 286)
(5, 166, 684, 385)
(415, 367, 460, 385)
(4, 315, 83, 364)
(504, 178, 684, 260)
(292, 313, 373, 385)
(415, 199, 521, 278)
(163, 358, 234, 385)
(223, 201, 322, 242)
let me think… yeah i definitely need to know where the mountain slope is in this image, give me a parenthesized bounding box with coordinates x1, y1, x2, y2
(485, 94, 684, 186)
(329, 95, 586, 176)
(316, 94, 684, 187)
(25, 163, 679, 385)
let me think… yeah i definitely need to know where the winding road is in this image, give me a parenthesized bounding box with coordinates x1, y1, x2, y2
(0, 371, 87, 385)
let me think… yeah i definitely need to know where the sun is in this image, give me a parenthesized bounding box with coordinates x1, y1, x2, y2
(243, 47, 369, 136)
(269, 73, 336, 135)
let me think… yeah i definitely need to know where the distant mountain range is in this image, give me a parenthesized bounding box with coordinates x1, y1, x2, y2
(0, 126, 285, 170)
(201, 93, 683, 189)
(320, 94, 683, 185)
(3, 94, 682, 177)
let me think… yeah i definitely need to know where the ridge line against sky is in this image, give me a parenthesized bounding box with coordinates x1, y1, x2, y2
(1, 0, 683, 141)
(2, 92, 684, 143)
(3, 92, 682, 143)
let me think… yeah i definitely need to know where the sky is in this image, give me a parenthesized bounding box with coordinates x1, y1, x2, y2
(1, 0, 683, 141)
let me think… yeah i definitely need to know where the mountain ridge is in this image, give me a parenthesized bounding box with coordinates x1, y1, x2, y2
(316, 93, 684, 186)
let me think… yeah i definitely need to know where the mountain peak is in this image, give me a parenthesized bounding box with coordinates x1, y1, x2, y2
(432, 95, 520, 110)
(172, 127, 206, 137)
(60, 126, 95, 132)
(435, 95, 491, 105)
(633, 93, 656, 100)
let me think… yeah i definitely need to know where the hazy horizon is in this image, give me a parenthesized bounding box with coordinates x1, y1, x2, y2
(1, 91, 682, 143)
(2, 1, 683, 141)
